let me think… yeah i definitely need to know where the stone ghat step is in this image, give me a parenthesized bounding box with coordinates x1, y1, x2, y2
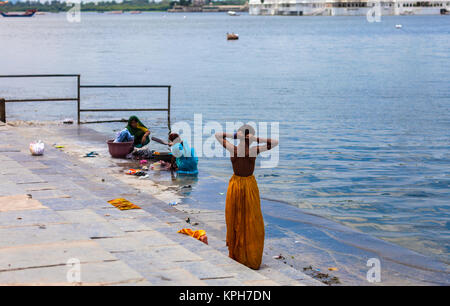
(0, 126, 319, 286)
(43, 125, 320, 286)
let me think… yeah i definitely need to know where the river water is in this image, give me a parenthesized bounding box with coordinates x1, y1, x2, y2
(1, 12, 449, 265)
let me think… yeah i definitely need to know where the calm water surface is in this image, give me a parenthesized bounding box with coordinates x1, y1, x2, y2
(1, 13, 449, 263)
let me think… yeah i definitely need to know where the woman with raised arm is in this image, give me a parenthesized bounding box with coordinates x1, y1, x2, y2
(215, 125, 279, 270)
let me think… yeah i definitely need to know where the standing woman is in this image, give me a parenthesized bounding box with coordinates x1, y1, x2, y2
(215, 125, 278, 270)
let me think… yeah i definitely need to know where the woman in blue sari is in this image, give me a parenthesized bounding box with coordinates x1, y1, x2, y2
(167, 133, 198, 175)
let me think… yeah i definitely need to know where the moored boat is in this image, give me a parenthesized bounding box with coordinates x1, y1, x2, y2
(227, 33, 239, 40)
(0, 9, 36, 17)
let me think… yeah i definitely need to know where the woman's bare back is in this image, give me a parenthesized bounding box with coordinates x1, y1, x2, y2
(215, 129, 279, 177)
(231, 156, 256, 177)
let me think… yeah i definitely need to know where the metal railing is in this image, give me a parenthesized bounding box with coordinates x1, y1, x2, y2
(0, 74, 171, 131)
(79, 84, 171, 130)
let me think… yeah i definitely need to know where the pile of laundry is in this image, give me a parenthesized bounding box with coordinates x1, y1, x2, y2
(127, 148, 173, 162)
(124, 168, 147, 176)
(123, 159, 171, 180)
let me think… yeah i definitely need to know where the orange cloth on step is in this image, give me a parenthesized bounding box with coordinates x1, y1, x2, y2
(226, 174, 265, 270)
(108, 198, 141, 210)
(178, 228, 206, 240)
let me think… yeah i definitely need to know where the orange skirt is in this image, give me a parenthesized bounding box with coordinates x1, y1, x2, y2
(226, 174, 265, 270)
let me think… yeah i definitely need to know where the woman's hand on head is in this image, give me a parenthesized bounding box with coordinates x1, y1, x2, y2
(236, 131, 245, 139)
(249, 134, 258, 142)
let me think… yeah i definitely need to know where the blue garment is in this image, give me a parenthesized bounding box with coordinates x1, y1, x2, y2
(114, 129, 134, 143)
(174, 141, 198, 175)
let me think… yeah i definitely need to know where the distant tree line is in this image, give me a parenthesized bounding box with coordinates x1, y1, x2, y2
(0, 0, 247, 13)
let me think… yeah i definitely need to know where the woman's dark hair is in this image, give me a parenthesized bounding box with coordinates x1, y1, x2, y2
(169, 133, 180, 142)
(238, 124, 256, 136)
(128, 116, 139, 125)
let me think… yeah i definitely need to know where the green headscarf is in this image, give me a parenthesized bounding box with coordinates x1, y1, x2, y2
(126, 116, 150, 147)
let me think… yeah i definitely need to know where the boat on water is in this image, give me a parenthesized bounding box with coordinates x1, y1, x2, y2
(228, 10, 240, 16)
(129, 11, 142, 14)
(108, 10, 123, 14)
(0, 9, 36, 17)
(227, 33, 239, 40)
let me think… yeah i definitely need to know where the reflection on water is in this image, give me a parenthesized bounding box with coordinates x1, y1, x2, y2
(1, 13, 449, 262)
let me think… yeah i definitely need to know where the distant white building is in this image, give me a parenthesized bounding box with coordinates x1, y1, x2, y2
(193, 0, 207, 6)
(248, 0, 450, 16)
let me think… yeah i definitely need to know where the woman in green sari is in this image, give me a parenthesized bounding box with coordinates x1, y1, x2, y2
(114, 116, 168, 148)
(114, 116, 149, 148)
(127, 116, 150, 148)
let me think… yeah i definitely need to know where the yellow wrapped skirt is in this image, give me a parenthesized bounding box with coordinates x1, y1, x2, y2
(226, 174, 265, 270)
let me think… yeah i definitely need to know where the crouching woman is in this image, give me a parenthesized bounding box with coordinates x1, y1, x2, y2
(167, 133, 199, 175)
(114, 116, 150, 148)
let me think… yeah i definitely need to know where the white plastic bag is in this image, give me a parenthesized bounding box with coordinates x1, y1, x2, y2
(29, 140, 45, 156)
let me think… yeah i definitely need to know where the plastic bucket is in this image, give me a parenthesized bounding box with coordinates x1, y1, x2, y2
(107, 140, 133, 158)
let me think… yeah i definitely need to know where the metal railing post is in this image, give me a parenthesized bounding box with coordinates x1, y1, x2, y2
(0, 98, 5, 123)
(77, 75, 81, 124)
(168, 86, 171, 132)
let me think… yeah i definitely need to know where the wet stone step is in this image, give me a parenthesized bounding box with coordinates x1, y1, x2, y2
(0, 126, 309, 286)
